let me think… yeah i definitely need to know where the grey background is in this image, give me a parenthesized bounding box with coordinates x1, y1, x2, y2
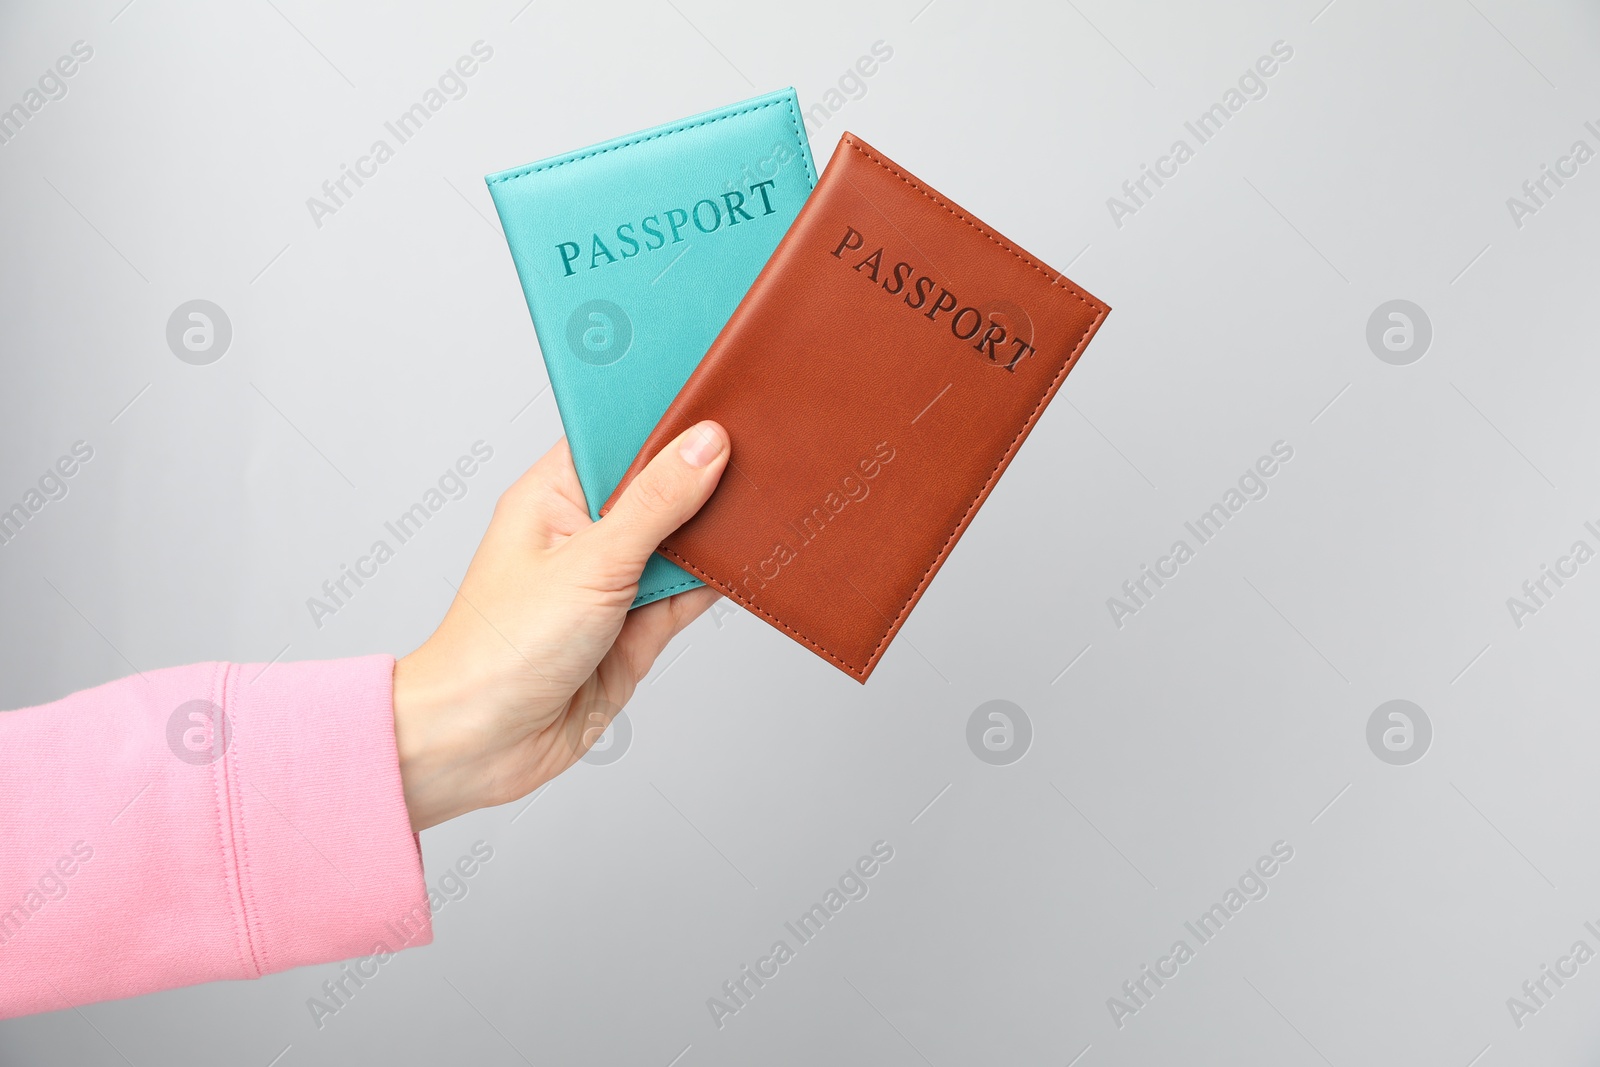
(2, 0, 1598, 1063)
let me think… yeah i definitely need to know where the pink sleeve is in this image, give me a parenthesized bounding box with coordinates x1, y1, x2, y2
(0, 655, 432, 1019)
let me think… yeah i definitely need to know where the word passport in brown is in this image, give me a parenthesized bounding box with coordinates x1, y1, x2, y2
(605, 133, 1110, 682)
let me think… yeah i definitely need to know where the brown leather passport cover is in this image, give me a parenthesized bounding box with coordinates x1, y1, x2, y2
(603, 133, 1110, 682)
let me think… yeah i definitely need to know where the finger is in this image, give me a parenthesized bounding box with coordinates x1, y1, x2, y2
(547, 669, 634, 771)
(506, 436, 576, 500)
(580, 421, 729, 576)
(492, 437, 593, 547)
(613, 587, 723, 677)
(536, 437, 590, 514)
(665, 585, 724, 631)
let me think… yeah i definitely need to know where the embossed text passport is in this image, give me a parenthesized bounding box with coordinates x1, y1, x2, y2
(486, 89, 816, 606)
(604, 133, 1111, 680)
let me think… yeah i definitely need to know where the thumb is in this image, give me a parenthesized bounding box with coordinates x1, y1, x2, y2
(584, 420, 729, 576)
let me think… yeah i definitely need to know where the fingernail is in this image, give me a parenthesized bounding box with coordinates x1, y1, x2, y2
(679, 421, 727, 469)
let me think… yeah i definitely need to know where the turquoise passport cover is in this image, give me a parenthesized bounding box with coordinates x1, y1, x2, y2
(486, 89, 816, 607)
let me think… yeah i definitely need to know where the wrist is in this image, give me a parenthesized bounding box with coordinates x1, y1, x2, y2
(392, 649, 493, 832)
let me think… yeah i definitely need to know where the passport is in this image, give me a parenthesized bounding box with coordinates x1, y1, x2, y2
(604, 134, 1111, 680)
(486, 89, 816, 607)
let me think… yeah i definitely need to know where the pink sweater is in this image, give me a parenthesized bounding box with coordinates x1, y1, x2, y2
(0, 655, 431, 1019)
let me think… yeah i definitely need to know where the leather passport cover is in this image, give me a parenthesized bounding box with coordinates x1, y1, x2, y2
(485, 89, 816, 607)
(603, 133, 1110, 681)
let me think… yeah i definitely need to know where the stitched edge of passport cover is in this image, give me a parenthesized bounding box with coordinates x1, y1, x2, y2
(605, 133, 1110, 679)
(486, 92, 815, 189)
(485, 90, 816, 607)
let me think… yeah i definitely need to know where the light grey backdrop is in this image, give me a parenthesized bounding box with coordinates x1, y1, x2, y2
(4, 0, 1599, 1063)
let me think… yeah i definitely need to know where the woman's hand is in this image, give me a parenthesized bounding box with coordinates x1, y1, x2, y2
(391, 422, 730, 830)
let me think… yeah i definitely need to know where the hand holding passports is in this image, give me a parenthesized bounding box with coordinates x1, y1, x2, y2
(491, 95, 1109, 682)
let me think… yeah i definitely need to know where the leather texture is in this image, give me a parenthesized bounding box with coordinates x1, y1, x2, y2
(485, 89, 816, 607)
(603, 133, 1111, 680)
